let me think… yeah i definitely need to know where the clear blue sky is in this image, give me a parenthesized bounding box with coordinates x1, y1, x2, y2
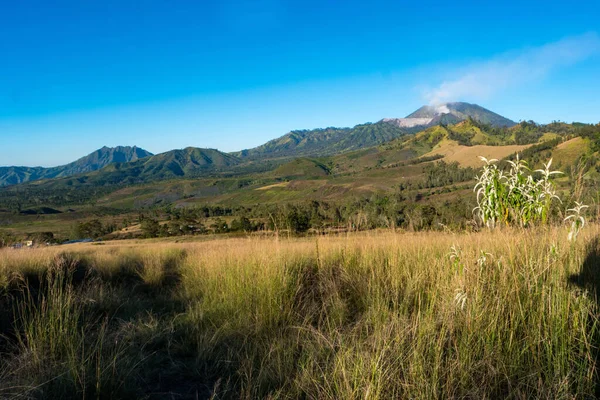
(1, 0, 599, 167)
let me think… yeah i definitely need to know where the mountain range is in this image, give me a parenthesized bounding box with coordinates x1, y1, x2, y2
(237, 102, 516, 160)
(0, 146, 153, 187)
(0, 102, 517, 187)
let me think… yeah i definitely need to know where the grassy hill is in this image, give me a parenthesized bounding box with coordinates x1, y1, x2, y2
(271, 158, 331, 179)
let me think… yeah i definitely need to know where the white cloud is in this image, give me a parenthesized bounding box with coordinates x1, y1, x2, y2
(424, 32, 600, 105)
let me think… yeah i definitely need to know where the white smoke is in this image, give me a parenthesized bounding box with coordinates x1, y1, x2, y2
(424, 32, 600, 105)
(435, 104, 450, 114)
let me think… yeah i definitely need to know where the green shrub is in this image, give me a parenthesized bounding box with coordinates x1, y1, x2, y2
(474, 156, 561, 227)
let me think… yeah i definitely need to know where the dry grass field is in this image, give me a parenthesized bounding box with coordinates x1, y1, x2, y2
(429, 141, 531, 167)
(1, 226, 600, 398)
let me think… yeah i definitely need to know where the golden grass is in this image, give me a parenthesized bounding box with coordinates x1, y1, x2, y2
(429, 141, 531, 167)
(255, 182, 290, 190)
(1, 226, 600, 398)
(552, 137, 591, 166)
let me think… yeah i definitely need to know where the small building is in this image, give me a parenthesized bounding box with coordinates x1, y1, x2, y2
(25, 240, 33, 247)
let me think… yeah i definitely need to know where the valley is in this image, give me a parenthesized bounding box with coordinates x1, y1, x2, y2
(0, 103, 598, 244)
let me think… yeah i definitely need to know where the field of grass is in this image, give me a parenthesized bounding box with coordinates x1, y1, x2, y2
(552, 137, 591, 166)
(1, 226, 600, 398)
(429, 142, 531, 167)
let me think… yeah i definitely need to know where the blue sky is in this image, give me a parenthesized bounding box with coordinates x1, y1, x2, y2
(1, 0, 599, 167)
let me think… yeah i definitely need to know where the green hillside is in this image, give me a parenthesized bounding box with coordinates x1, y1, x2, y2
(0, 146, 153, 187)
(237, 121, 408, 159)
(271, 158, 331, 179)
(1, 112, 599, 243)
(75, 147, 241, 185)
(1, 119, 590, 207)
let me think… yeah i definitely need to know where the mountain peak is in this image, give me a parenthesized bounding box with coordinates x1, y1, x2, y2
(384, 102, 516, 130)
(406, 102, 516, 127)
(408, 103, 452, 117)
(0, 146, 154, 187)
(78, 146, 153, 166)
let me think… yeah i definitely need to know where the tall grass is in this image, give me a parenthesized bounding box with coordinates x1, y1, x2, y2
(0, 254, 135, 398)
(1, 227, 599, 398)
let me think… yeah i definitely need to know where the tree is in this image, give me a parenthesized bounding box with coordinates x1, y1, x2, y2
(210, 218, 229, 234)
(231, 216, 254, 232)
(286, 207, 310, 233)
(141, 218, 161, 238)
(73, 219, 106, 239)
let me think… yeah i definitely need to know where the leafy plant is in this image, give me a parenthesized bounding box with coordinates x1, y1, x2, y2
(473, 156, 562, 227)
(565, 201, 589, 242)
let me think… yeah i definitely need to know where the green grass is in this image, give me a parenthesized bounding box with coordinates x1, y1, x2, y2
(1, 226, 600, 398)
(551, 137, 592, 167)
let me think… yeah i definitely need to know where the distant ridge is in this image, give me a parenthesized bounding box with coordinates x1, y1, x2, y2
(23, 147, 242, 188)
(0, 102, 519, 188)
(94, 147, 240, 184)
(0, 146, 153, 187)
(239, 102, 516, 159)
(235, 122, 407, 159)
